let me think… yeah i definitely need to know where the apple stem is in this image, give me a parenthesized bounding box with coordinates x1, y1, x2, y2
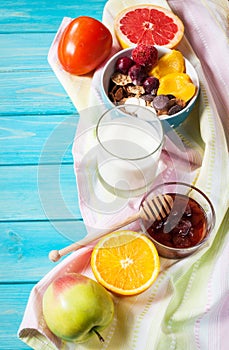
(93, 328, 105, 343)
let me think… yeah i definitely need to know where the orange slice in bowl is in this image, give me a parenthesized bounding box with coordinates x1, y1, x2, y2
(114, 5, 184, 49)
(157, 73, 196, 102)
(91, 230, 160, 296)
(149, 50, 185, 79)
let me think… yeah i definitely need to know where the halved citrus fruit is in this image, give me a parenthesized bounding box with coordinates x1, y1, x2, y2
(114, 5, 184, 49)
(91, 230, 160, 296)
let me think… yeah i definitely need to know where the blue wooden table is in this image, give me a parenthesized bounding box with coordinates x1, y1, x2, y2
(0, 1, 107, 348)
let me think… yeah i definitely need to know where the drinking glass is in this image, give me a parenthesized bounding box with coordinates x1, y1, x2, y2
(95, 105, 164, 196)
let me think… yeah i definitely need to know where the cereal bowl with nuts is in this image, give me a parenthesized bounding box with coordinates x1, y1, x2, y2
(101, 45, 199, 128)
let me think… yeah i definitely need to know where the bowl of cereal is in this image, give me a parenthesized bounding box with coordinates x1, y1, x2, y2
(101, 45, 199, 128)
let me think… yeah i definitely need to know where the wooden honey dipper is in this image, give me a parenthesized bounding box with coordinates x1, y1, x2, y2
(49, 194, 173, 262)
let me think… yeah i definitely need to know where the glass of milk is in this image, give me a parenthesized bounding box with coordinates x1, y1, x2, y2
(96, 105, 164, 196)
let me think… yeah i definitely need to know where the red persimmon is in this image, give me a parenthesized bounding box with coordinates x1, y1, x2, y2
(58, 16, 112, 75)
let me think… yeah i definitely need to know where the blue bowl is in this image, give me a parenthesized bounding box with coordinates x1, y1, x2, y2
(101, 47, 199, 129)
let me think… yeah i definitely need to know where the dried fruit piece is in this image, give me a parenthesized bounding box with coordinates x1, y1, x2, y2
(115, 56, 134, 74)
(143, 76, 159, 94)
(157, 73, 196, 102)
(149, 50, 185, 79)
(128, 64, 148, 85)
(132, 44, 158, 69)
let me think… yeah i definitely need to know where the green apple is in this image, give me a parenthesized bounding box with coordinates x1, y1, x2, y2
(42, 273, 114, 343)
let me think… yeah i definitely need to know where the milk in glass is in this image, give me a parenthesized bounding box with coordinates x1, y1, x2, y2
(96, 114, 163, 193)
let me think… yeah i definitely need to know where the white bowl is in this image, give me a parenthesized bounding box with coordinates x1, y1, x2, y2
(101, 47, 199, 128)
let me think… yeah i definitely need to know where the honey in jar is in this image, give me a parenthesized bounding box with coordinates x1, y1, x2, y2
(146, 193, 207, 249)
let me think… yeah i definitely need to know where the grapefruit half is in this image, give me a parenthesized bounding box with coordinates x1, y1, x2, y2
(114, 5, 184, 49)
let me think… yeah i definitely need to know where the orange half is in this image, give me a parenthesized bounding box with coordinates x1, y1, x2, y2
(91, 230, 160, 296)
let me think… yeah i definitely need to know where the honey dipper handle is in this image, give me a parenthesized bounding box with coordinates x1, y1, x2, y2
(49, 211, 141, 262)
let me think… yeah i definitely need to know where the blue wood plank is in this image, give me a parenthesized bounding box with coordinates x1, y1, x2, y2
(0, 0, 107, 33)
(0, 114, 79, 165)
(0, 70, 76, 115)
(0, 283, 36, 349)
(0, 164, 81, 221)
(0, 33, 54, 71)
(0, 220, 88, 282)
